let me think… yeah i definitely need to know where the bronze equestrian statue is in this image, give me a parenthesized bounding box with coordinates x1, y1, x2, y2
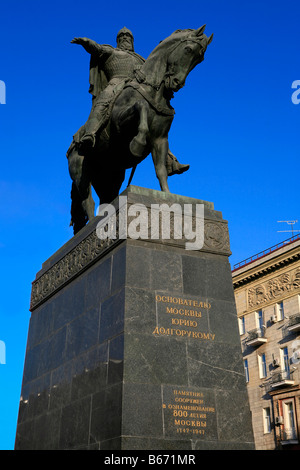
(67, 26, 213, 234)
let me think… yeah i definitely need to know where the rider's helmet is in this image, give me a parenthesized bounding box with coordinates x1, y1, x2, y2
(117, 27, 134, 51)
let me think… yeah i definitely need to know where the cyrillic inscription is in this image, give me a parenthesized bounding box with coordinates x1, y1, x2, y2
(153, 293, 215, 341)
(163, 387, 217, 439)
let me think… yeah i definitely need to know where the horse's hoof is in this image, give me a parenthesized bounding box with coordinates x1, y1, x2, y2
(130, 136, 146, 158)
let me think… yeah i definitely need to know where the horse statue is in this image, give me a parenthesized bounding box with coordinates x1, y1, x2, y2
(67, 27, 213, 234)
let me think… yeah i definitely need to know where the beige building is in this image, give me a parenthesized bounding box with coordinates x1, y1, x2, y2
(232, 235, 300, 450)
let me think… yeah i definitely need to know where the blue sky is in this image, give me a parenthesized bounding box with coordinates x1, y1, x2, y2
(0, 0, 299, 450)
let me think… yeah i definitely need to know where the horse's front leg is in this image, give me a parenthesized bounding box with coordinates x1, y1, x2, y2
(114, 98, 150, 158)
(129, 101, 150, 158)
(151, 137, 170, 192)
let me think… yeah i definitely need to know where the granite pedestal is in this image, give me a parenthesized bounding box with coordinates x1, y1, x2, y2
(15, 186, 254, 450)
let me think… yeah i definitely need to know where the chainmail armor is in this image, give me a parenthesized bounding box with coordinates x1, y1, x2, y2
(104, 50, 142, 82)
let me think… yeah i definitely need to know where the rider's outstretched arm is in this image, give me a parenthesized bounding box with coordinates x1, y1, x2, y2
(71, 37, 112, 58)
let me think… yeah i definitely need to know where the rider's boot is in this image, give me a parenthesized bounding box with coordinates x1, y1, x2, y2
(79, 117, 100, 150)
(166, 151, 190, 176)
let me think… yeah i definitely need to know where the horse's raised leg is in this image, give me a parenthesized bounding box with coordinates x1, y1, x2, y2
(129, 100, 150, 157)
(68, 148, 95, 229)
(151, 137, 170, 192)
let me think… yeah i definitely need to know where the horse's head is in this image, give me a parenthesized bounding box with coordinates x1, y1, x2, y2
(165, 26, 213, 94)
(138, 26, 213, 97)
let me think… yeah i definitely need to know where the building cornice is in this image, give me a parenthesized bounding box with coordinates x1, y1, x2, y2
(232, 249, 300, 289)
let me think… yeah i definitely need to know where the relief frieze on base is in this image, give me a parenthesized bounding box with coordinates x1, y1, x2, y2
(204, 221, 230, 253)
(30, 214, 230, 311)
(30, 229, 119, 311)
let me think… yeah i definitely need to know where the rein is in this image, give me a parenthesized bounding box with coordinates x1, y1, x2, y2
(124, 81, 175, 117)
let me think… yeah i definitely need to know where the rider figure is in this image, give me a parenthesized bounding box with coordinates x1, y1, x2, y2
(71, 27, 189, 176)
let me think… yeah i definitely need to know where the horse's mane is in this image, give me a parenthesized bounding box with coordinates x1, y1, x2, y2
(138, 29, 203, 88)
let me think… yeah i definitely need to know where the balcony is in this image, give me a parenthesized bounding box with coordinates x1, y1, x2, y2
(246, 327, 267, 347)
(281, 428, 298, 445)
(287, 313, 300, 333)
(270, 370, 295, 389)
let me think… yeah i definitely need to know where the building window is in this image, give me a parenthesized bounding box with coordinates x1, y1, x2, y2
(263, 407, 271, 434)
(276, 302, 284, 321)
(244, 359, 249, 383)
(256, 310, 264, 330)
(239, 316, 245, 335)
(280, 346, 290, 374)
(282, 399, 297, 441)
(258, 353, 267, 378)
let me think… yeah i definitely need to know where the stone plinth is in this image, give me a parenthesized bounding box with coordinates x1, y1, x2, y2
(15, 186, 254, 450)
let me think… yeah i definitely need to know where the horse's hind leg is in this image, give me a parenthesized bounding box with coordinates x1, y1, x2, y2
(93, 167, 126, 206)
(68, 148, 95, 229)
(70, 182, 88, 234)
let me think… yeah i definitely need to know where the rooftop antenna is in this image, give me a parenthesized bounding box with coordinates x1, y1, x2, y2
(277, 220, 300, 237)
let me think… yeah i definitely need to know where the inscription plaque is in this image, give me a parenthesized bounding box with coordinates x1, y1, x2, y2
(162, 386, 218, 440)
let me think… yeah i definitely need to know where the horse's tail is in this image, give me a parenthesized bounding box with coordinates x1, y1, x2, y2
(70, 182, 88, 234)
